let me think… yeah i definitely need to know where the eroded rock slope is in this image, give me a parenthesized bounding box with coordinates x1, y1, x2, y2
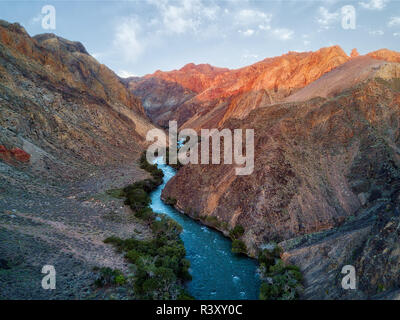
(0, 20, 156, 299)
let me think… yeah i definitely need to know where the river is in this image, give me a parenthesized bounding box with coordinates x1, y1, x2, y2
(150, 158, 261, 300)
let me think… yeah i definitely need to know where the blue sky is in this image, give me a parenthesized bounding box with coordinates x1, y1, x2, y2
(1, 0, 399, 77)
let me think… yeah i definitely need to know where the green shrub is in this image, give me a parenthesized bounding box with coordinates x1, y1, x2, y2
(139, 152, 164, 183)
(272, 246, 283, 257)
(231, 239, 247, 254)
(151, 214, 183, 238)
(104, 236, 124, 247)
(125, 188, 150, 211)
(125, 250, 141, 263)
(106, 188, 125, 199)
(94, 267, 125, 287)
(135, 207, 156, 222)
(104, 217, 192, 299)
(258, 252, 275, 269)
(103, 154, 192, 299)
(260, 282, 280, 300)
(165, 197, 177, 206)
(229, 225, 245, 239)
(269, 259, 286, 274)
(258, 248, 303, 301)
(259, 271, 302, 300)
(205, 215, 222, 228)
(115, 274, 126, 285)
(178, 258, 192, 281)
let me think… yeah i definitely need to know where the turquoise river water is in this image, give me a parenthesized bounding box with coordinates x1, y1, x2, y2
(150, 158, 261, 300)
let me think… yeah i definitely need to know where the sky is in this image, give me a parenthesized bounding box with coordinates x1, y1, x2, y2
(0, 0, 399, 77)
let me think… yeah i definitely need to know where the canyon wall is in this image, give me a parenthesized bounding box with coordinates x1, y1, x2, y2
(0, 20, 155, 182)
(162, 59, 400, 252)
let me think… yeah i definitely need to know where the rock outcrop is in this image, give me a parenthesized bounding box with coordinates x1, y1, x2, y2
(281, 193, 400, 299)
(350, 48, 359, 58)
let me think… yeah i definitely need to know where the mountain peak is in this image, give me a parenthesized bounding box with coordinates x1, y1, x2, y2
(350, 48, 360, 58)
(367, 49, 400, 63)
(0, 19, 29, 36)
(144, 62, 229, 93)
(179, 63, 228, 74)
(34, 33, 89, 55)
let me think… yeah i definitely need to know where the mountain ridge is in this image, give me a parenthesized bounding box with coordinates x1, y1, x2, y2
(130, 45, 400, 130)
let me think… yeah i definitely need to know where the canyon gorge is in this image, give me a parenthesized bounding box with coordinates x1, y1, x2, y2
(1, 18, 400, 299)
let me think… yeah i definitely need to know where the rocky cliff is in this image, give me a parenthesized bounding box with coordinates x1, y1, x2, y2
(161, 57, 400, 298)
(0, 20, 155, 181)
(0, 20, 157, 299)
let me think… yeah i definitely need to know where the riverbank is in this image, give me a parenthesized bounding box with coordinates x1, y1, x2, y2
(98, 155, 193, 299)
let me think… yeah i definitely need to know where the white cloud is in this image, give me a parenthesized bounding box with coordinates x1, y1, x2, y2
(258, 24, 271, 31)
(271, 28, 294, 40)
(117, 70, 137, 78)
(394, 32, 400, 36)
(202, 6, 219, 20)
(235, 9, 272, 27)
(113, 17, 144, 62)
(163, 3, 198, 33)
(359, 0, 388, 10)
(31, 13, 42, 24)
(242, 53, 259, 59)
(239, 29, 255, 36)
(316, 7, 339, 27)
(369, 30, 384, 35)
(235, 9, 272, 32)
(388, 16, 400, 27)
(148, 0, 220, 35)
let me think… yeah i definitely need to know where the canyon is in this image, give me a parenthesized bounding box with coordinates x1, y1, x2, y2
(151, 48, 400, 299)
(1, 17, 400, 299)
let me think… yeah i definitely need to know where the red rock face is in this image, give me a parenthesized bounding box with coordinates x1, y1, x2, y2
(10, 148, 31, 162)
(132, 46, 351, 129)
(132, 46, 400, 132)
(0, 146, 30, 163)
(146, 63, 230, 93)
(197, 45, 349, 101)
